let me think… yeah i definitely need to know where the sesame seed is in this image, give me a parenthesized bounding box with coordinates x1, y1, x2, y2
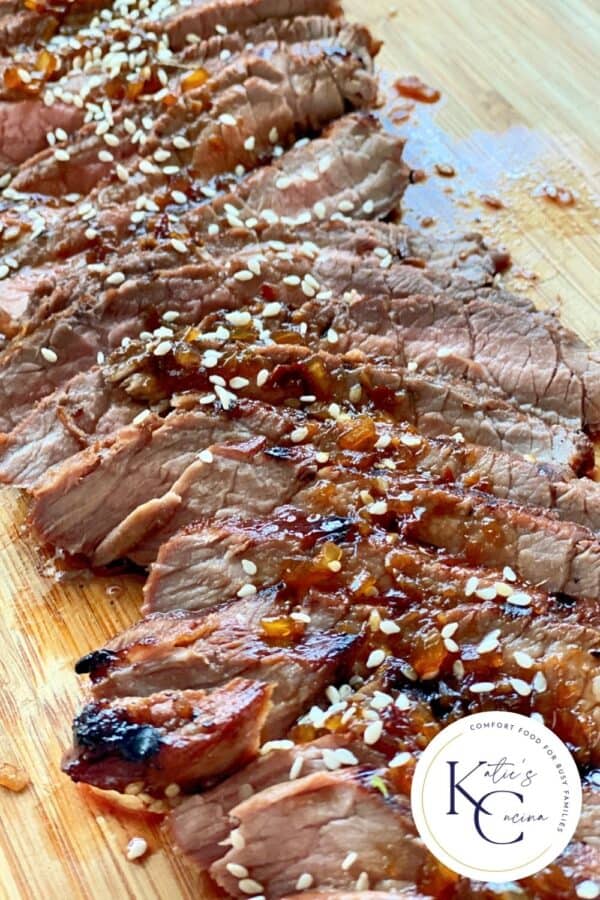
(326, 328, 338, 344)
(153, 340, 172, 357)
(171, 238, 188, 254)
(219, 113, 237, 127)
(139, 159, 157, 175)
(162, 310, 179, 323)
(260, 740, 294, 755)
(495, 581, 514, 598)
(509, 591, 532, 607)
(98, 149, 114, 163)
(476, 629, 501, 654)
(256, 369, 269, 387)
(244, 136, 256, 151)
(96, 351, 105, 365)
(400, 432, 421, 447)
(355, 872, 370, 891)
(41, 347, 58, 364)
(230, 829, 245, 850)
(290, 426, 309, 443)
(295, 874, 313, 891)
(465, 576, 479, 596)
(237, 583, 257, 598)
(225, 311, 252, 326)
(132, 409, 152, 426)
(328, 560, 342, 573)
(503, 565, 517, 582)
(241, 559, 257, 575)
(215, 385, 237, 410)
(230, 377, 249, 390)
(470, 682, 495, 694)
(125, 837, 147, 861)
(370, 691, 393, 710)
(453, 659, 465, 679)
(476, 585, 497, 600)
(441, 622, 459, 639)
(389, 751, 412, 768)
(576, 882, 600, 899)
(313, 201, 327, 220)
(315, 451, 330, 464)
(0, 265, 9, 279)
(173, 135, 191, 150)
(262, 302, 281, 317)
(171, 190, 187, 205)
(375, 434, 392, 450)
(514, 651, 534, 669)
(379, 619, 400, 635)
(363, 720, 383, 745)
(54, 149, 70, 162)
(226, 863, 249, 879)
(106, 271, 126, 286)
(366, 649, 386, 668)
(208, 224, 220, 236)
(198, 449, 214, 464)
(532, 671, 547, 693)
(349, 384, 362, 403)
(367, 500, 388, 516)
(510, 678, 532, 697)
(238, 879, 264, 896)
(233, 269, 254, 282)
(276, 176, 292, 190)
(341, 851, 358, 870)
(444, 638, 459, 652)
(289, 756, 304, 780)
(283, 275, 301, 286)
(104, 133, 119, 147)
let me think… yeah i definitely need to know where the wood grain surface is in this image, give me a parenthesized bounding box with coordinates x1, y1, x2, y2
(0, 1, 598, 898)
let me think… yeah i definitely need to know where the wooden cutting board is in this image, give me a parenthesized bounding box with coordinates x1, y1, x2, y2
(0, 1, 598, 897)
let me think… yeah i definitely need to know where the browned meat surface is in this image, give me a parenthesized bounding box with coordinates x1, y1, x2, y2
(210, 768, 427, 898)
(62, 678, 272, 794)
(169, 735, 383, 868)
(0, 115, 408, 426)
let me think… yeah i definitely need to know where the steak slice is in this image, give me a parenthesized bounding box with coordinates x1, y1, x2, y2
(0, 115, 408, 426)
(74, 591, 361, 739)
(169, 736, 383, 868)
(62, 678, 272, 794)
(210, 768, 427, 898)
(2, 21, 380, 284)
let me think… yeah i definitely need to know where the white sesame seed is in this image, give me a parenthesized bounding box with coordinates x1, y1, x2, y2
(208, 224, 220, 236)
(400, 432, 421, 447)
(230, 829, 245, 850)
(509, 592, 532, 607)
(225, 310, 252, 326)
(276, 176, 292, 190)
(283, 275, 301, 286)
(139, 159, 157, 175)
(171, 190, 187, 205)
(366, 649, 386, 669)
(229, 377, 249, 390)
(313, 201, 326, 219)
(41, 347, 58, 364)
(104, 133, 119, 147)
(379, 619, 400, 635)
(54, 149, 70, 162)
(98, 149, 114, 163)
(476, 585, 498, 600)
(256, 369, 269, 387)
(0, 264, 9, 279)
(133, 409, 152, 427)
(162, 310, 180, 323)
(465, 576, 479, 596)
(476, 629, 501, 654)
(375, 434, 392, 450)
(363, 720, 383, 745)
(260, 740, 294, 755)
(244, 136, 256, 151)
(495, 581, 514, 598)
(241, 559, 257, 575)
(341, 851, 358, 870)
(290, 426, 309, 443)
(226, 863, 249, 879)
(171, 238, 188, 254)
(198, 449, 214, 464)
(96, 351, 105, 365)
(153, 340, 172, 357)
(154, 148, 171, 163)
(532, 671, 547, 693)
(315, 451, 330, 464)
(106, 271, 126, 286)
(219, 113, 237, 127)
(362, 199, 375, 214)
(576, 881, 600, 899)
(355, 872, 370, 891)
(301, 279, 316, 298)
(441, 622, 459, 639)
(367, 501, 388, 516)
(215, 385, 237, 410)
(514, 651, 535, 669)
(470, 682, 495, 694)
(510, 677, 532, 697)
(262, 302, 281, 317)
(389, 751, 412, 768)
(444, 638, 459, 652)
(173, 135, 191, 150)
(233, 269, 254, 282)
(289, 756, 304, 780)
(237, 583, 257, 598)
(370, 691, 394, 711)
(238, 879, 264, 896)
(326, 328, 338, 344)
(125, 837, 147, 861)
(503, 566, 518, 582)
(295, 873, 313, 891)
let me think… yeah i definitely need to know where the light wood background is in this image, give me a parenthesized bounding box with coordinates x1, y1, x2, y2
(0, 1, 598, 898)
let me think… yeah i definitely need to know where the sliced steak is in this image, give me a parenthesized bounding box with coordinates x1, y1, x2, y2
(210, 768, 427, 899)
(3, 22, 380, 275)
(169, 735, 382, 868)
(0, 115, 408, 425)
(62, 678, 272, 794)
(74, 591, 361, 739)
(153, 0, 342, 51)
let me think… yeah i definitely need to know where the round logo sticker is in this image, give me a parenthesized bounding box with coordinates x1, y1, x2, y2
(410, 711, 582, 881)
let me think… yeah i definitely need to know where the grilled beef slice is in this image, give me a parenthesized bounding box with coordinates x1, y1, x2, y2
(0, 115, 408, 426)
(62, 678, 272, 794)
